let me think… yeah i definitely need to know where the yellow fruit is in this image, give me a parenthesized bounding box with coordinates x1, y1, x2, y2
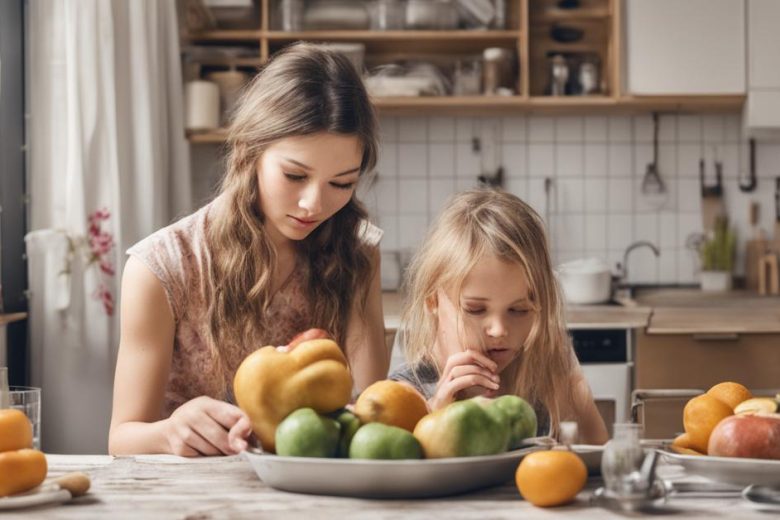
(515, 450, 587, 507)
(683, 394, 733, 454)
(354, 380, 429, 433)
(707, 382, 752, 411)
(734, 397, 778, 415)
(0, 449, 47, 497)
(0, 409, 33, 453)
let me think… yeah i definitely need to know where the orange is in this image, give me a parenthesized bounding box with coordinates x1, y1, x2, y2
(0, 409, 33, 453)
(682, 394, 733, 454)
(706, 382, 752, 411)
(354, 380, 429, 432)
(0, 449, 47, 497)
(515, 450, 587, 507)
(670, 432, 704, 455)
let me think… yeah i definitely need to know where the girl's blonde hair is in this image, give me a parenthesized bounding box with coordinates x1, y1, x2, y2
(401, 188, 576, 435)
(204, 43, 378, 398)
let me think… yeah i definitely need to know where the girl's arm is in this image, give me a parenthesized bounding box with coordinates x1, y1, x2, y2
(108, 257, 250, 456)
(569, 370, 610, 445)
(344, 247, 389, 393)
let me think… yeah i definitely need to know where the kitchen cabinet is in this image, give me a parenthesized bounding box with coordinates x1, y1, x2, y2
(744, 0, 780, 131)
(635, 307, 780, 438)
(182, 0, 744, 143)
(625, 0, 746, 95)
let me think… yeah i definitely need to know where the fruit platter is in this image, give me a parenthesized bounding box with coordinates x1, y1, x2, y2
(660, 382, 780, 489)
(232, 329, 603, 499)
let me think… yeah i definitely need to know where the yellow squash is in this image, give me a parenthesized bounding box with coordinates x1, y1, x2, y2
(233, 336, 352, 453)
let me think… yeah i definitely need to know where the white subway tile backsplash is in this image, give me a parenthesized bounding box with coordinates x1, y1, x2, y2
(455, 142, 481, 178)
(398, 143, 427, 178)
(584, 144, 608, 178)
(428, 178, 456, 216)
(364, 113, 760, 286)
(608, 214, 633, 251)
(375, 177, 398, 214)
(555, 117, 584, 143)
(528, 144, 554, 177)
(608, 178, 633, 213)
(501, 116, 526, 142)
(677, 144, 703, 178)
(379, 116, 398, 143)
(528, 117, 554, 142)
(584, 177, 607, 212)
(398, 215, 429, 249)
(428, 117, 456, 142)
(556, 144, 583, 178)
(677, 179, 701, 213)
(502, 145, 526, 178)
(399, 179, 429, 214)
(429, 143, 455, 178)
(504, 176, 528, 200)
(558, 178, 585, 213)
(377, 142, 398, 178)
(677, 115, 702, 142)
(584, 213, 607, 252)
(456, 117, 475, 142)
(399, 117, 428, 142)
(634, 213, 659, 243)
(608, 116, 632, 143)
(702, 115, 726, 144)
(658, 249, 677, 282)
(584, 116, 608, 143)
(608, 144, 633, 177)
(633, 115, 654, 143)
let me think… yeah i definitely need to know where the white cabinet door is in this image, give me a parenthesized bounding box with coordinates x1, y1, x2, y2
(748, 0, 780, 88)
(626, 0, 746, 95)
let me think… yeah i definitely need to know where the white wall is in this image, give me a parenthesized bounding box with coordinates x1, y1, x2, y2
(192, 113, 780, 286)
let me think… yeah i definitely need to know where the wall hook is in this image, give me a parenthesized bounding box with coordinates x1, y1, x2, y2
(738, 139, 757, 192)
(478, 166, 504, 188)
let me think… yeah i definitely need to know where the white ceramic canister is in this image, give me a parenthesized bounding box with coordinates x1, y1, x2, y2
(185, 79, 221, 131)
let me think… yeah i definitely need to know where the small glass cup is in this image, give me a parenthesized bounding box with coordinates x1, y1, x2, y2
(9, 386, 41, 450)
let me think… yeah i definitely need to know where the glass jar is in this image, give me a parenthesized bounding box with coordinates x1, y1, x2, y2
(600, 423, 646, 498)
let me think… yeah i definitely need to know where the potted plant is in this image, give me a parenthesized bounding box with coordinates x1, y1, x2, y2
(699, 215, 736, 291)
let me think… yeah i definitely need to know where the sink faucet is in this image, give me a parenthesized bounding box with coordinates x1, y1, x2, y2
(618, 241, 660, 282)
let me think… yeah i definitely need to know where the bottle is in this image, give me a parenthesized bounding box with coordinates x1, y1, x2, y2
(601, 423, 646, 498)
(482, 47, 507, 95)
(0, 367, 9, 408)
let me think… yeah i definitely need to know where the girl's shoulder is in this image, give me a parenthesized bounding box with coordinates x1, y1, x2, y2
(389, 362, 438, 399)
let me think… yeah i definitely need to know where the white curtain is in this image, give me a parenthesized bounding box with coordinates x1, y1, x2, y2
(26, 0, 192, 453)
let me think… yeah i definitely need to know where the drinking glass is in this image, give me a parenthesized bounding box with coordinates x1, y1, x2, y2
(9, 386, 42, 450)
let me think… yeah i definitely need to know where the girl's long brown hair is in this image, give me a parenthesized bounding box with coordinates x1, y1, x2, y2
(204, 43, 378, 397)
(401, 189, 578, 436)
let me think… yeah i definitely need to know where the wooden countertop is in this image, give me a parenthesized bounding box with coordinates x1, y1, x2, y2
(383, 292, 652, 331)
(32, 454, 764, 519)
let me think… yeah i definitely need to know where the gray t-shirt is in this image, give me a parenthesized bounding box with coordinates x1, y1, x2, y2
(389, 362, 551, 436)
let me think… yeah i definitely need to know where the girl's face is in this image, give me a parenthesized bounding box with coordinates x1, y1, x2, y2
(256, 132, 363, 247)
(432, 254, 536, 374)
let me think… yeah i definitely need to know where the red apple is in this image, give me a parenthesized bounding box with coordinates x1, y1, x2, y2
(708, 413, 780, 460)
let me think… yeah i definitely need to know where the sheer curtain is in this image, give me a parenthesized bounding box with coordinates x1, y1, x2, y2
(26, 0, 192, 453)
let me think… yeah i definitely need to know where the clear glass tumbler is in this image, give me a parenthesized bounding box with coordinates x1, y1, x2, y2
(601, 423, 645, 498)
(9, 386, 42, 450)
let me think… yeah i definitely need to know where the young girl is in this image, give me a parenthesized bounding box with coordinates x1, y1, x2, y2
(391, 189, 608, 444)
(109, 43, 388, 456)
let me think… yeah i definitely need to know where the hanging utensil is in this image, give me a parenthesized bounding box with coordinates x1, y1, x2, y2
(700, 155, 724, 233)
(738, 139, 757, 192)
(640, 113, 665, 195)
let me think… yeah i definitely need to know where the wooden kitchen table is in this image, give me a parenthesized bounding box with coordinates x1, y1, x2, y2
(5, 454, 774, 519)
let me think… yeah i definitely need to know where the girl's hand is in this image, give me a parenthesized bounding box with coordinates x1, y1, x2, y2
(164, 396, 252, 456)
(429, 350, 500, 411)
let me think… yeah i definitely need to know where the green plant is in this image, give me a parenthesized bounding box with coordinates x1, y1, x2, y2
(699, 216, 736, 272)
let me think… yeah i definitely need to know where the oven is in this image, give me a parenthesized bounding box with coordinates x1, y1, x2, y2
(569, 327, 634, 436)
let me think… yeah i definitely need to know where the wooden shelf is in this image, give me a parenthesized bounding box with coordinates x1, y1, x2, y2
(181, 0, 747, 142)
(531, 7, 611, 22)
(264, 30, 521, 41)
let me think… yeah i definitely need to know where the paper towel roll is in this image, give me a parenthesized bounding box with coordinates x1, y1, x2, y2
(185, 80, 220, 131)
